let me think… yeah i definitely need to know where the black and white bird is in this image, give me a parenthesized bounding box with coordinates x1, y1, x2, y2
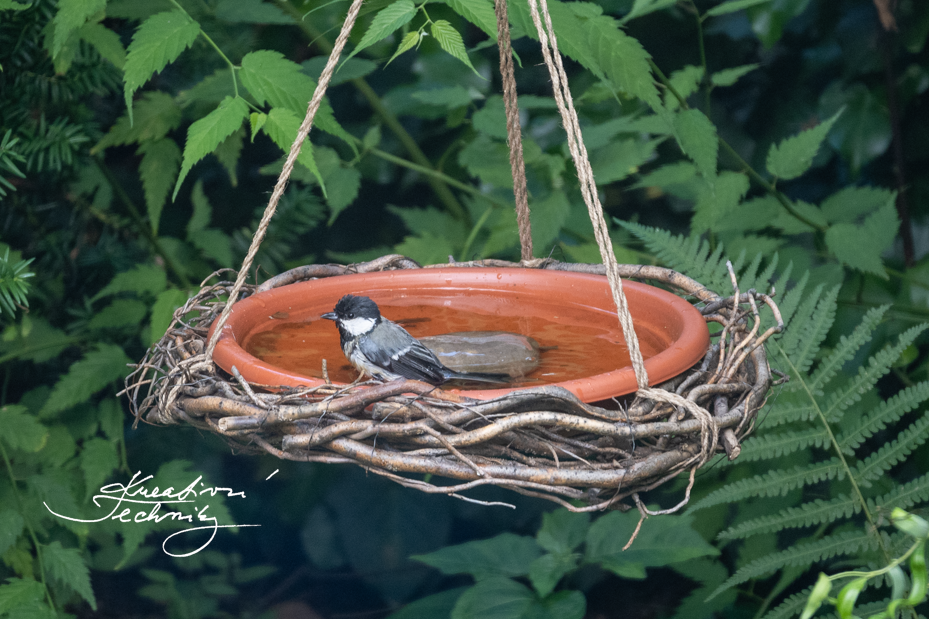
(322, 294, 508, 385)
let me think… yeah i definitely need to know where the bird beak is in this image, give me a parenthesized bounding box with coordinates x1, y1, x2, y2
(321, 312, 337, 321)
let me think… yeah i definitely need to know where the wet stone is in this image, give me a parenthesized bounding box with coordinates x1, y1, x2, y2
(420, 331, 541, 377)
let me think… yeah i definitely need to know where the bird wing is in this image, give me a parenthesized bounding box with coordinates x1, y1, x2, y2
(357, 334, 447, 384)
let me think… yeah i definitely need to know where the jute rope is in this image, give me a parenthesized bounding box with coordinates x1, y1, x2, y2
(205, 0, 367, 360)
(494, 0, 533, 261)
(525, 0, 717, 463)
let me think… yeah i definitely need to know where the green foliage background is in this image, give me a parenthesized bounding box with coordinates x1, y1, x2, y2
(2, 0, 929, 616)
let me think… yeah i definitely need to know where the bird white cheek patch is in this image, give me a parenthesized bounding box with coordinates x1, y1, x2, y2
(341, 316, 376, 336)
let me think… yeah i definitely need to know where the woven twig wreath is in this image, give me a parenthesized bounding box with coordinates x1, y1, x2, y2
(124, 255, 783, 513)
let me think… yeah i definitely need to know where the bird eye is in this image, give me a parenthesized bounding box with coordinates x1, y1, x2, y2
(347, 312, 354, 319)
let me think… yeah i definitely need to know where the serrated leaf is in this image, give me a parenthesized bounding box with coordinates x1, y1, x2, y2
(249, 112, 267, 142)
(93, 92, 181, 154)
(531, 190, 571, 250)
(691, 171, 749, 232)
(0, 579, 45, 614)
(711, 63, 759, 87)
(622, 0, 678, 22)
(395, 232, 457, 264)
(824, 200, 898, 277)
(138, 138, 181, 234)
(431, 20, 479, 76)
(387, 30, 421, 65)
(820, 185, 896, 224)
(674, 108, 717, 178)
(78, 22, 126, 69)
(0, 405, 48, 452)
(262, 107, 326, 192)
(582, 13, 662, 111)
(214, 0, 292, 24)
(173, 96, 248, 199)
(187, 180, 211, 235)
(39, 344, 133, 418)
(443, 0, 498, 39)
(348, 0, 417, 61)
(590, 137, 662, 184)
(190, 229, 234, 267)
(43, 541, 96, 610)
(325, 166, 361, 224)
(413, 533, 542, 579)
(214, 127, 243, 186)
(536, 509, 590, 554)
(705, 0, 772, 17)
(149, 288, 190, 345)
(86, 298, 148, 332)
(80, 438, 118, 499)
(123, 11, 201, 122)
(450, 577, 534, 619)
(52, 0, 106, 58)
(766, 110, 842, 181)
(412, 85, 478, 108)
(0, 510, 25, 557)
(93, 264, 167, 301)
(528, 553, 578, 598)
(665, 65, 704, 110)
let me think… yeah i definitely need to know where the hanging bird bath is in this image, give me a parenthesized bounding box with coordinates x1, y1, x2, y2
(209, 267, 710, 403)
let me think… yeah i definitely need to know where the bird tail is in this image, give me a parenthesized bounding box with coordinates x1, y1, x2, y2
(444, 370, 511, 384)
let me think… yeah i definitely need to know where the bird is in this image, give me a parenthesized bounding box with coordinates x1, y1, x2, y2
(321, 294, 509, 386)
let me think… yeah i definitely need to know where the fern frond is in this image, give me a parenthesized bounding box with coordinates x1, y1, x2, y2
(809, 305, 889, 393)
(771, 285, 838, 381)
(772, 267, 805, 328)
(707, 530, 878, 600)
(853, 411, 929, 485)
(618, 220, 731, 291)
(689, 459, 844, 512)
(839, 381, 929, 454)
(870, 471, 929, 513)
(823, 324, 929, 422)
(759, 588, 815, 619)
(761, 394, 816, 427)
(737, 428, 830, 462)
(717, 495, 859, 541)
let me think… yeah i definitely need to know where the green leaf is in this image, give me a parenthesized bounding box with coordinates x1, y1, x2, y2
(824, 200, 898, 277)
(138, 138, 181, 234)
(395, 232, 457, 264)
(40, 344, 133, 417)
(52, 0, 106, 58)
(214, 0, 292, 24)
(190, 229, 234, 267)
(149, 288, 190, 345)
(412, 85, 479, 108)
(530, 190, 571, 251)
(249, 112, 268, 142)
(412, 533, 542, 580)
(80, 438, 118, 500)
(820, 186, 896, 224)
(387, 31, 421, 65)
(443, 0, 498, 39)
(622, 0, 678, 23)
(450, 577, 535, 619)
(0, 510, 24, 557)
(711, 63, 759, 87)
(86, 298, 149, 332)
(240, 50, 350, 147)
(187, 180, 212, 235)
(43, 541, 96, 610)
(590, 138, 662, 184)
(325, 166, 362, 223)
(0, 579, 45, 614)
(766, 110, 842, 181)
(78, 21, 127, 69)
(348, 0, 417, 61)
(528, 552, 578, 597)
(705, 0, 772, 17)
(431, 20, 479, 76)
(214, 126, 244, 186)
(386, 587, 469, 619)
(536, 510, 590, 555)
(665, 65, 704, 110)
(93, 92, 182, 154)
(585, 512, 718, 577)
(173, 96, 248, 199)
(820, 82, 891, 173)
(0, 0, 31, 10)
(93, 264, 167, 301)
(0, 405, 48, 452)
(123, 11, 201, 123)
(691, 171, 749, 232)
(582, 13, 662, 111)
(674, 108, 717, 178)
(262, 107, 326, 191)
